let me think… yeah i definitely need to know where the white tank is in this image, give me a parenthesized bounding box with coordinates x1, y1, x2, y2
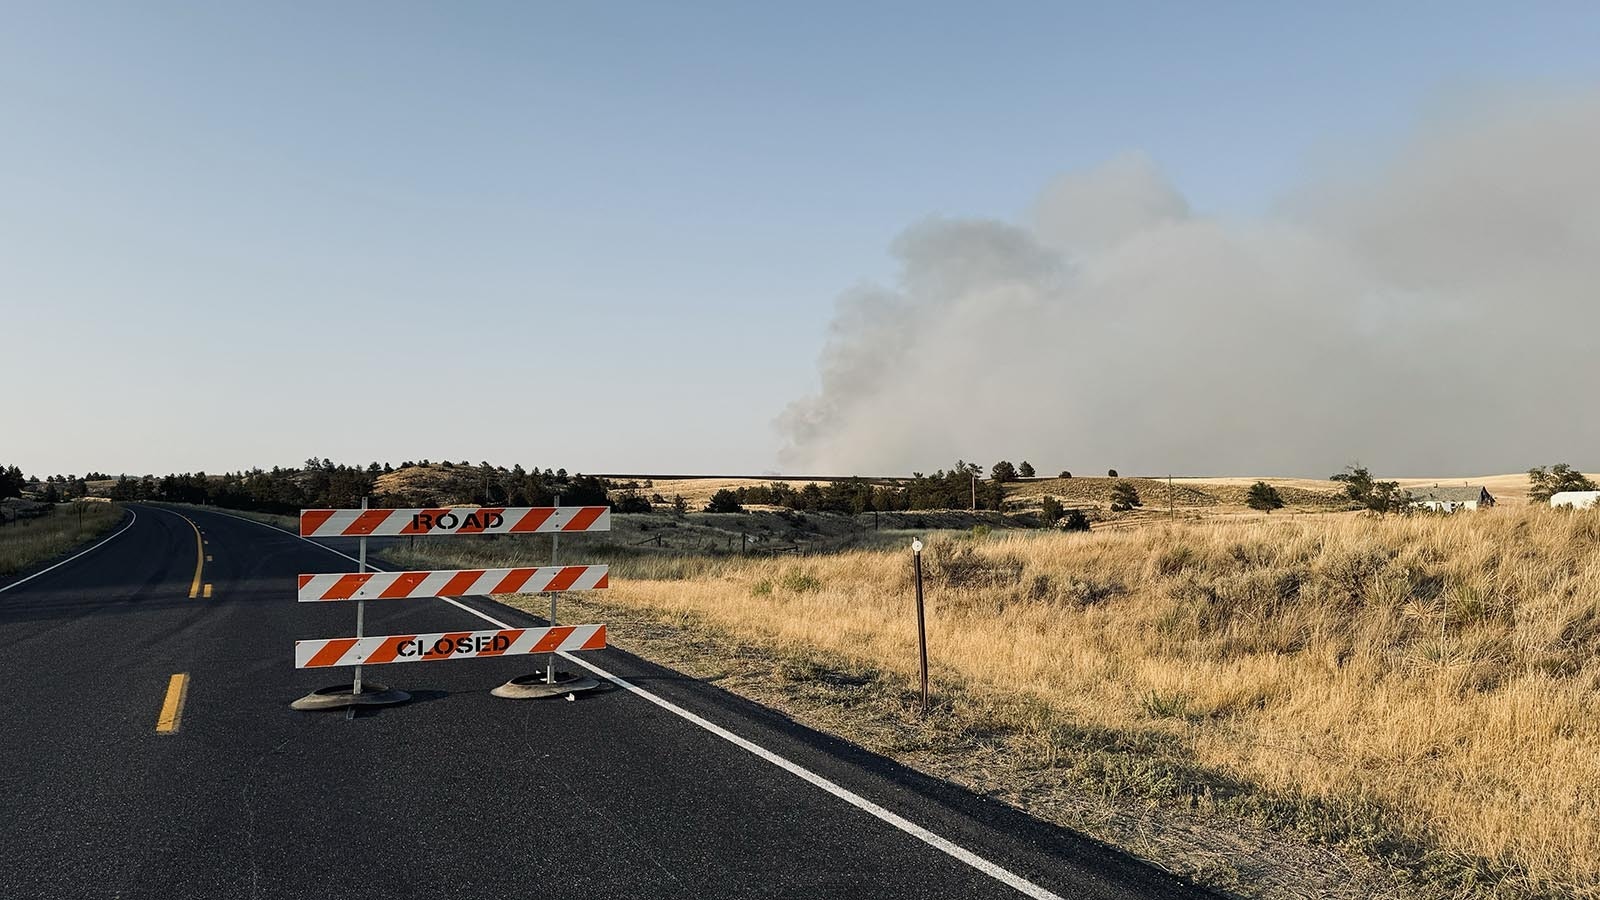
(1550, 491, 1600, 509)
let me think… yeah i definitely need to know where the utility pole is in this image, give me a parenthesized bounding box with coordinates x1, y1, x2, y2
(970, 471, 977, 512)
(1169, 474, 1175, 520)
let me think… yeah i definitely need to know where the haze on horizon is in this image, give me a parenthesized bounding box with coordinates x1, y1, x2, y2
(5, 4, 1600, 479)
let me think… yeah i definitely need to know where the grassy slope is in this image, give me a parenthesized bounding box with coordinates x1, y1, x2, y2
(392, 506, 1600, 899)
(0, 501, 125, 576)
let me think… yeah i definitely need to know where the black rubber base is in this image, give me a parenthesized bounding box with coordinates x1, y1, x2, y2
(290, 682, 411, 711)
(490, 670, 601, 699)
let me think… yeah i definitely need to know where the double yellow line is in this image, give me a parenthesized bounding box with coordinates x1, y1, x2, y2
(173, 512, 212, 599)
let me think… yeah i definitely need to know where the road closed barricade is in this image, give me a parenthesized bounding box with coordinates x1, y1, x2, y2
(297, 565, 608, 602)
(290, 502, 611, 711)
(298, 505, 609, 537)
(296, 625, 607, 668)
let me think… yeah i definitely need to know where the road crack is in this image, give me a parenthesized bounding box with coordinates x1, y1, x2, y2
(241, 735, 295, 900)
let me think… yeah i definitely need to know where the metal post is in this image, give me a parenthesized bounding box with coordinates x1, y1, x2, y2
(354, 496, 368, 696)
(912, 539, 929, 711)
(547, 493, 560, 684)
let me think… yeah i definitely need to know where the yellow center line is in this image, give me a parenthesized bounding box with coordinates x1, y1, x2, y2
(203, 583, 213, 598)
(176, 513, 204, 598)
(156, 673, 190, 734)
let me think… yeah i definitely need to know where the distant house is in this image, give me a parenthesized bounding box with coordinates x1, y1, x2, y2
(1551, 491, 1600, 510)
(1406, 485, 1495, 512)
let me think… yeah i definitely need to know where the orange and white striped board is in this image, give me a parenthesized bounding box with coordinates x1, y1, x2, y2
(294, 625, 606, 668)
(298, 506, 610, 538)
(297, 565, 608, 602)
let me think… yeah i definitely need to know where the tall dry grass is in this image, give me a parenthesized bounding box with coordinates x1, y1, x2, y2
(397, 507, 1600, 895)
(0, 502, 125, 576)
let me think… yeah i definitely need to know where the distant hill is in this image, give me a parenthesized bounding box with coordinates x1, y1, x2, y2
(71, 463, 1585, 527)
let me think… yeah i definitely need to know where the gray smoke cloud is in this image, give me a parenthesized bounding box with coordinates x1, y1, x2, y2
(777, 91, 1600, 477)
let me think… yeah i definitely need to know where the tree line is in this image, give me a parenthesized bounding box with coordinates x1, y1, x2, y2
(101, 459, 612, 513)
(710, 462, 1017, 514)
(21, 455, 1597, 521)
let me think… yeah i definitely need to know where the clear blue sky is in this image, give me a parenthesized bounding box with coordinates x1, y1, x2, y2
(6, 2, 1600, 476)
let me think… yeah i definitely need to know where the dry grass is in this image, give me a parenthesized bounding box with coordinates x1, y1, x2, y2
(0, 501, 125, 576)
(1170, 472, 1600, 507)
(372, 465, 470, 500)
(638, 477, 840, 506)
(400, 506, 1600, 897)
(1008, 475, 1348, 512)
(634, 471, 1579, 517)
(645, 474, 1352, 516)
(536, 588, 1410, 897)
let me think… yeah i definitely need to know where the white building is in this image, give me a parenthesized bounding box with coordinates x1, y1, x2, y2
(1550, 491, 1600, 509)
(1406, 485, 1495, 512)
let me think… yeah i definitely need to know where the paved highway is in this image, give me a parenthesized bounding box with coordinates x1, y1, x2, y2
(0, 504, 1212, 899)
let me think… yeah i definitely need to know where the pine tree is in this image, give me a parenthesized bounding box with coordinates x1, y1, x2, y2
(1109, 480, 1141, 511)
(1040, 495, 1063, 524)
(0, 464, 24, 499)
(1018, 461, 1035, 478)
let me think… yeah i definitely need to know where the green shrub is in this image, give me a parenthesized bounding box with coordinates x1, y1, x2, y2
(1529, 463, 1597, 503)
(779, 568, 821, 593)
(1140, 690, 1192, 720)
(1247, 481, 1285, 512)
(705, 489, 743, 513)
(612, 491, 653, 513)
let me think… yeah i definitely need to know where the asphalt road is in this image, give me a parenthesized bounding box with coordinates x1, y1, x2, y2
(0, 503, 1214, 900)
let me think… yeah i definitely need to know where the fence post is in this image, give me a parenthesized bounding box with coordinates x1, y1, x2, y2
(912, 538, 928, 711)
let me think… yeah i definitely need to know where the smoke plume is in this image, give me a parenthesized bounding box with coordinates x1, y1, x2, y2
(778, 91, 1600, 476)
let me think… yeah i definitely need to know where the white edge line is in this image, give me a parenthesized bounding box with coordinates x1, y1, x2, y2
(205, 505, 1065, 900)
(0, 508, 139, 595)
(554, 651, 1067, 900)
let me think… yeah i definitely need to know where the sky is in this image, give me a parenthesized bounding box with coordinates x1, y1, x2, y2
(5, 2, 1600, 478)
